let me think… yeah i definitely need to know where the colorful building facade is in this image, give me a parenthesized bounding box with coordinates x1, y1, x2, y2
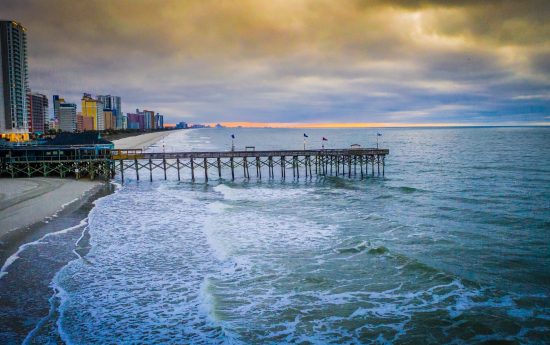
(81, 93, 105, 130)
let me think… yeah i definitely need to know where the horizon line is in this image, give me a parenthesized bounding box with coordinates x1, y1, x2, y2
(201, 121, 550, 129)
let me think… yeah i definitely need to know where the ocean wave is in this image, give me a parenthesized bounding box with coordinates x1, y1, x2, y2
(214, 184, 309, 202)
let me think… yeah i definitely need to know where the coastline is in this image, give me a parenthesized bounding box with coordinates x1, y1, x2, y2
(0, 183, 115, 343)
(0, 179, 108, 270)
(0, 130, 178, 248)
(0, 130, 177, 342)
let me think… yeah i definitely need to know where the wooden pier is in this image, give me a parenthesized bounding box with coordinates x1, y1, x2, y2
(1, 146, 389, 182)
(112, 148, 389, 183)
(0, 146, 113, 180)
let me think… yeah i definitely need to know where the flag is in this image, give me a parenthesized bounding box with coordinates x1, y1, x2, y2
(377, 133, 382, 136)
(322, 137, 328, 141)
(303, 133, 308, 138)
(231, 134, 235, 139)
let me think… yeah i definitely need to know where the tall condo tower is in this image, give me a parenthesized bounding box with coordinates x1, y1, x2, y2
(81, 93, 104, 130)
(28, 92, 48, 133)
(97, 95, 122, 129)
(0, 21, 29, 133)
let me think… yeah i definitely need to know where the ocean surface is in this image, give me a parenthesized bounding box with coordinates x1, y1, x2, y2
(1, 127, 549, 344)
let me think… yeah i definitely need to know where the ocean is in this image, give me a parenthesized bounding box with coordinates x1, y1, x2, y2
(1, 127, 549, 344)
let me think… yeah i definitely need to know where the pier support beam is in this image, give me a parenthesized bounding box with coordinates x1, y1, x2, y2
(149, 159, 153, 182)
(281, 156, 286, 179)
(360, 155, 364, 179)
(120, 159, 124, 184)
(135, 159, 140, 181)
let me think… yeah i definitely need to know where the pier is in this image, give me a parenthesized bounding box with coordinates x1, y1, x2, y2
(112, 148, 389, 183)
(0, 146, 113, 180)
(0, 147, 389, 182)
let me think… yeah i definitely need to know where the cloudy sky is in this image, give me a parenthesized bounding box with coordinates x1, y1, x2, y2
(2, 0, 549, 126)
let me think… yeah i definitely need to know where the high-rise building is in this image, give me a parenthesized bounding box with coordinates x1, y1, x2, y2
(97, 95, 122, 129)
(81, 93, 104, 130)
(52, 95, 64, 121)
(103, 110, 116, 130)
(76, 112, 93, 131)
(139, 109, 155, 129)
(0, 21, 29, 133)
(27, 92, 48, 133)
(127, 112, 144, 130)
(175, 121, 188, 129)
(58, 102, 77, 132)
(155, 113, 164, 129)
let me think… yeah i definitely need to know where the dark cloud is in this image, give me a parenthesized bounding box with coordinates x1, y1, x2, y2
(1, 0, 548, 124)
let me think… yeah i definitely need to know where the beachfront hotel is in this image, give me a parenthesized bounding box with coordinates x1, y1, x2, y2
(27, 92, 48, 133)
(97, 94, 123, 129)
(58, 102, 77, 132)
(0, 21, 29, 135)
(81, 93, 105, 131)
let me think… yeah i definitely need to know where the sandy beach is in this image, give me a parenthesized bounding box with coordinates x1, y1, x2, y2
(0, 131, 177, 238)
(0, 178, 103, 237)
(112, 130, 178, 150)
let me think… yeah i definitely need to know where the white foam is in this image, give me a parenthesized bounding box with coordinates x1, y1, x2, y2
(0, 218, 88, 280)
(214, 184, 308, 202)
(198, 277, 218, 322)
(203, 201, 232, 261)
(52, 268, 73, 345)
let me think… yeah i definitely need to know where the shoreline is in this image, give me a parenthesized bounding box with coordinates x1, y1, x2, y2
(0, 180, 110, 271)
(0, 183, 116, 343)
(0, 178, 104, 237)
(0, 130, 178, 342)
(0, 129, 181, 250)
(112, 129, 183, 150)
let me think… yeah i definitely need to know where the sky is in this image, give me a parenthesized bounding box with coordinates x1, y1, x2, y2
(2, 0, 549, 126)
